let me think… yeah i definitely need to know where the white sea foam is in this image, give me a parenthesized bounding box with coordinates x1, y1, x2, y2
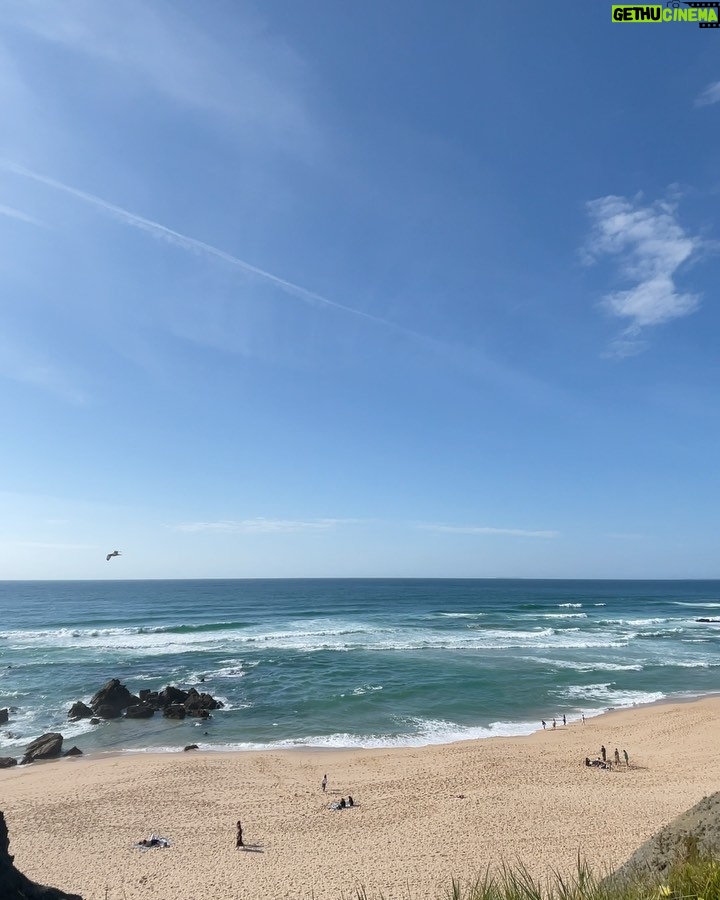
(673, 602, 720, 608)
(150, 717, 544, 752)
(558, 684, 665, 706)
(438, 612, 485, 618)
(558, 603, 583, 608)
(0, 621, 636, 655)
(539, 613, 588, 619)
(528, 657, 644, 672)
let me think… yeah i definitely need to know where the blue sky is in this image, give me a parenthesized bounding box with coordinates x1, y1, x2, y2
(1, 1, 718, 579)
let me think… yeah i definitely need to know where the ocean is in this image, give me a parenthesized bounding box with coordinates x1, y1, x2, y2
(1, 579, 719, 756)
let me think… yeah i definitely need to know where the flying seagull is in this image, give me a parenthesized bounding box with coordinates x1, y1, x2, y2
(106, 550, 122, 561)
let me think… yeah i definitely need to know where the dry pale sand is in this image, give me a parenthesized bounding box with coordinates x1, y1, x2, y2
(2, 697, 720, 900)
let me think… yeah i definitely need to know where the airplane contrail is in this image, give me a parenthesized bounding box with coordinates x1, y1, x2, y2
(0, 159, 412, 335)
(1, 159, 555, 404)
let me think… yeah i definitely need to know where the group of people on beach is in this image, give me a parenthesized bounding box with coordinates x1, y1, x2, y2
(585, 745, 629, 770)
(235, 773, 358, 848)
(322, 773, 356, 809)
(541, 712, 586, 729)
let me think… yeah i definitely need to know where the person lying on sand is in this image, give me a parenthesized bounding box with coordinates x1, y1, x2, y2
(136, 835, 171, 849)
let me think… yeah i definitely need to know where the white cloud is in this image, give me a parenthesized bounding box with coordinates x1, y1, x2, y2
(584, 195, 701, 354)
(174, 518, 356, 534)
(694, 81, 720, 107)
(0, 203, 43, 226)
(417, 523, 559, 538)
(0, 0, 319, 155)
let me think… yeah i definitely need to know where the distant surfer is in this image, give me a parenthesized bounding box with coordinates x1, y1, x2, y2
(106, 550, 122, 561)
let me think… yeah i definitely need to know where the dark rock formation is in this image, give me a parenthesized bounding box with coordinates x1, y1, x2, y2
(696, 617, 720, 623)
(76, 680, 222, 724)
(22, 733, 63, 764)
(184, 688, 223, 716)
(67, 702, 93, 720)
(0, 708, 8, 725)
(604, 791, 720, 887)
(89, 679, 140, 719)
(124, 703, 155, 719)
(63, 747, 82, 757)
(183, 744, 199, 751)
(0, 758, 17, 768)
(159, 685, 188, 707)
(0, 810, 83, 899)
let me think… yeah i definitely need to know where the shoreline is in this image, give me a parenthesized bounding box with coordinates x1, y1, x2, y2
(3, 695, 720, 899)
(7, 687, 720, 764)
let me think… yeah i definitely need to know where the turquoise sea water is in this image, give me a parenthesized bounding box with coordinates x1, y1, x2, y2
(1, 579, 719, 756)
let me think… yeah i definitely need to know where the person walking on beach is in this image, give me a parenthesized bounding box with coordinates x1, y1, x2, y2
(581, 713, 585, 724)
(623, 749, 629, 767)
(601, 745, 606, 762)
(562, 714, 566, 726)
(552, 718, 556, 729)
(321, 773, 327, 792)
(236, 820, 244, 849)
(541, 720, 546, 730)
(614, 748, 620, 766)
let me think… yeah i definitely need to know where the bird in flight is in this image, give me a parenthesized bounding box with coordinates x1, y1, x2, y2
(106, 550, 122, 561)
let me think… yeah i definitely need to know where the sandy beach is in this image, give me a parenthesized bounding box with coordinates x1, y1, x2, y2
(2, 696, 720, 900)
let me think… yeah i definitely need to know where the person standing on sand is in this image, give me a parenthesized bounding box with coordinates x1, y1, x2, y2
(321, 773, 327, 792)
(581, 713, 585, 724)
(623, 749, 629, 766)
(552, 718, 556, 729)
(541, 720, 546, 729)
(562, 714, 566, 726)
(614, 748, 620, 766)
(601, 745, 606, 762)
(236, 821, 244, 849)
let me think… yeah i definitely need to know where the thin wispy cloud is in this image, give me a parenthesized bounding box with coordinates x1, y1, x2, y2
(10, 541, 97, 550)
(694, 81, 720, 107)
(0, 335, 87, 403)
(1, 159, 417, 338)
(417, 523, 559, 538)
(174, 518, 357, 534)
(584, 195, 701, 357)
(0, 203, 43, 226)
(1, 0, 319, 154)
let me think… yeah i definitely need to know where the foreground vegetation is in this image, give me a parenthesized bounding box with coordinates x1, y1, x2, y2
(349, 849, 720, 900)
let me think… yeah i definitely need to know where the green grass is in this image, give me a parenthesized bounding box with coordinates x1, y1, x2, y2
(346, 850, 720, 900)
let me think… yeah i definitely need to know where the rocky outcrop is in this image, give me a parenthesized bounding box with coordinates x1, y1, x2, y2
(0, 708, 8, 725)
(183, 744, 199, 751)
(0, 758, 17, 768)
(69, 680, 223, 725)
(604, 791, 720, 887)
(89, 680, 140, 719)
(184, 688, 223, 716)
(67, 702, 93, 720)
(0, 810, 83, 899)
(124, 703, 155, 719)
(22, 733, 63, 764)
(63, 747, 82, 757)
